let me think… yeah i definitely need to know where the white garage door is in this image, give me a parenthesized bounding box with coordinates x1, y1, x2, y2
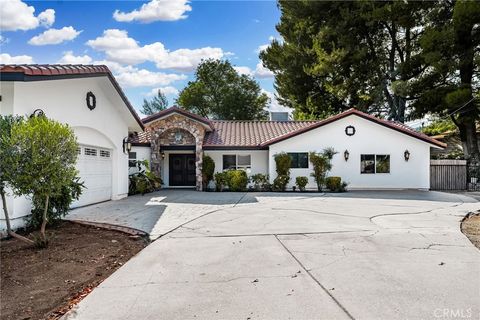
(72, 145, 113, 208)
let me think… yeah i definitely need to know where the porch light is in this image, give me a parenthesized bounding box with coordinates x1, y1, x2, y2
(122, 137, 132, 154)
(404, 150, 410, 161)
(344, 150, 349, 161)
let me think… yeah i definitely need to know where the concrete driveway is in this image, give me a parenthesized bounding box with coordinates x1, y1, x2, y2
(65, 191, 480, 320)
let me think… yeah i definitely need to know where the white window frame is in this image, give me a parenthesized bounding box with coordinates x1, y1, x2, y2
(223, 154, 252, 171)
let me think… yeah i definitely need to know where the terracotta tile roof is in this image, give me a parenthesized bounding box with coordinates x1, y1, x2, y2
(0, 64, 143, 130)
(203, 120, 317, 148)
(130, 108, 446, 149)
(0, 64, 110, 75)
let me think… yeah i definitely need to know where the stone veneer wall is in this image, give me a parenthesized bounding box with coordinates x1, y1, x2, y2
(145, 114, 206, 190)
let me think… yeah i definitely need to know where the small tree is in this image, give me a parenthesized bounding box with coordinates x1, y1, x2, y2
(309, 148, 337, 191)
(141, 89, 168, 115)
(0, 115, 34, 245)
(9, 116, 78, 246)
(202, 155, 215, 190)
(273, 152, 292, 191)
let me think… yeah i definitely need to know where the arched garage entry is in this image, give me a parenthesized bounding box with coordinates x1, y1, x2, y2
(71, 126, 116, 207)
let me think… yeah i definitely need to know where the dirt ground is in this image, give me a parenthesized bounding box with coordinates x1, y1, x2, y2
(0, 221, 147, 320)
(461, 212, 480, 249)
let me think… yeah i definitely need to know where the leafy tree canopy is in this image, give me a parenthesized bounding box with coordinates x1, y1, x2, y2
(141, 89, 168, 115)
(177, 59, 269, 120)
(261, 1, 435, 122)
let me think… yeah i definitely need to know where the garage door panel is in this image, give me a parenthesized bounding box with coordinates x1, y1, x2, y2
(72, 145, 112, 208)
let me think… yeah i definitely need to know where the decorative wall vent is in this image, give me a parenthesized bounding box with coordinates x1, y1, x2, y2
(86, 91, 96, 110)
(345, 125, 356, 136)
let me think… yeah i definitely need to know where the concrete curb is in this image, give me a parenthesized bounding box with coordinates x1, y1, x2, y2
(67, 220, 148, 238)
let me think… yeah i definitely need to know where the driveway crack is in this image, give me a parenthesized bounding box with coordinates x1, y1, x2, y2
(274, 235, 355, 320)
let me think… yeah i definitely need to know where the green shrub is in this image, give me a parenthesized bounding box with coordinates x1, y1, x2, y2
(310, 148, 336, 191)
(325, 176, 348, 192)
(273, 175, 290, 191)
(129, 160, 162, 195)
(295, 176, 309, 192)
(250, 173, 270, 191)
(202, 155, 215, 190)
(274, 152, 291, 176)
(273, 153, 291, 191)
(226, 170, 248, 191)
(214, 172, 228, 191)
(29, 177, 84, 228)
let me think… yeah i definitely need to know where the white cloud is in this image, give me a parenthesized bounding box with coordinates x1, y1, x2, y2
(114, 68, 187, 88)
(235, 62, 274, 78)
(57, 51, 92, 64)
(256, 44, 269, 54)
(38, 9, 55, 27)
(113, 0, 191, 23)
(262, 89, 291, 113)
(234, 66, 253, 76)
(256, 36, 283, 54)
(0, 53, 34, 64)
(147, 86, 179, 96)
(29, 26, 81, 46)
(0, 0, 54, 31)
(86, 29, 229, 71)
(93, 59, 136, 74)
(254, 61, 274, 78)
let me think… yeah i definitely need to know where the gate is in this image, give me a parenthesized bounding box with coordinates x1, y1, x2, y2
(467, 163, 480, 191)
(430, 160, 467, 190)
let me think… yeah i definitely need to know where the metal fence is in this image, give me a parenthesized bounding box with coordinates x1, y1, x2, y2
(430, 160, 480, 191)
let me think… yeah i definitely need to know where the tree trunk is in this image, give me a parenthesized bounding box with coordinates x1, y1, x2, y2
(463, 116, 480, 163)
(1, 189, 34, 245)
(40, 194, 49, 242)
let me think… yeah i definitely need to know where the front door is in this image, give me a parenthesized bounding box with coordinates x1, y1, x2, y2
(169, 154, 196, 186)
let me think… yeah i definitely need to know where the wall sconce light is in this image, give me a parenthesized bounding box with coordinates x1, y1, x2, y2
(30, 109, 45, 118)
(404, 150, 410, 161)
(122, 137, 132, 154)
(161, 152, 165, 160)
(344, 150, 350, 161)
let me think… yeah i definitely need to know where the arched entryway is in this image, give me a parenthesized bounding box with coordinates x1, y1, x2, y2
(144, 111, 208, 190)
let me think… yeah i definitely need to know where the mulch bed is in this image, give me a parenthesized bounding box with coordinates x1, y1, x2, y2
(0, 221, 148, 320)
(461, 211, 480, 249)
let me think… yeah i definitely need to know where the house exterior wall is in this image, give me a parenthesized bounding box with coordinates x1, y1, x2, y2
(0, 77, 134, 231)
(129, 146, 151, 175)
(268, 115, 432, 190)
(204, 150, 269, 178)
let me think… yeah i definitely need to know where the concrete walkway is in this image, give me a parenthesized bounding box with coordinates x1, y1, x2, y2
(67, 189, 250, 239)
(65, 191, 480, 320)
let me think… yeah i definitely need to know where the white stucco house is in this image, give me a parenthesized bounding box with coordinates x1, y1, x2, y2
(0, 64, 446, 231)
(0, 65, 143, 230)
(129, 106, 445, 192)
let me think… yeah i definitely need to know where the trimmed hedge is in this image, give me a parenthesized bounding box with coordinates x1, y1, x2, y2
(226, 170, 248, 191)
(295, 176, 309, 192)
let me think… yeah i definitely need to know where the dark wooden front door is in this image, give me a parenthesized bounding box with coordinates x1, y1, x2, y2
(169, 154, 196, 186)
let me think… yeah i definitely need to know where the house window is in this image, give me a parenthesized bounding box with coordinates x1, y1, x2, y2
(288, 153, 308, 168)
(223, 154, 251, 170)
(361, 154, 390, 174)
(84, 148, 97, 156)
(100, 150, 110, 158)
(375, 155, 390, 173)
(76, 147, 81, 155)
(129, 152, 137, 168)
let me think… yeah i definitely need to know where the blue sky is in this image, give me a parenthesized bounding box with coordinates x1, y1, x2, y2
(0, 0, 283, 116)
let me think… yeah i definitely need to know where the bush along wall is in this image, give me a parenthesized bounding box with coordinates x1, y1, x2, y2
(273, 152, 291, 191)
